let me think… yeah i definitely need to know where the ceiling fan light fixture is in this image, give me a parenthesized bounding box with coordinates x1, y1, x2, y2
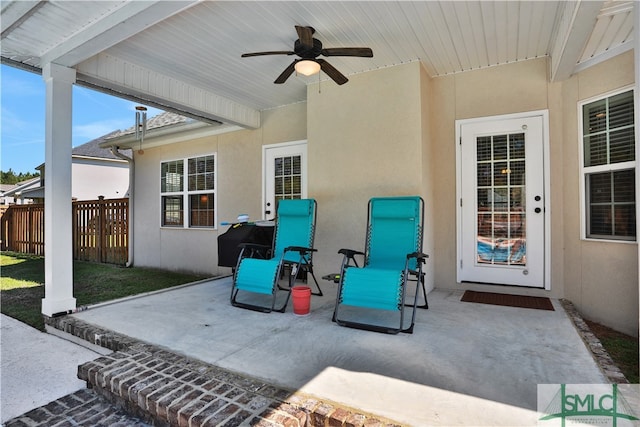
(295, 60, 320, 76)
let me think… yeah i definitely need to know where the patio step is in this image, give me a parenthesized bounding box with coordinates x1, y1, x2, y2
(38, 315, 404, 427)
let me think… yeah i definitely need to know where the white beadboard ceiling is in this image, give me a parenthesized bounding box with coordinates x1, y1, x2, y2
(1, 0, 635, 128)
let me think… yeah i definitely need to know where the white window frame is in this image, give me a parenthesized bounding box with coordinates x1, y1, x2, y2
(160, 153, 217, 229)
(578, 86, 636, 242)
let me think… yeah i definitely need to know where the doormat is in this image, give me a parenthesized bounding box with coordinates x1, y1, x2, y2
(461, 290, 554, 311)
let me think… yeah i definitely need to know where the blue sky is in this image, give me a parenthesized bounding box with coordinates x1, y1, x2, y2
(1, 64, 162, 174)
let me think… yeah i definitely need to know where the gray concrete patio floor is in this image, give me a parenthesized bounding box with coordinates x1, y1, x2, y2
(70, 276, 607, 426)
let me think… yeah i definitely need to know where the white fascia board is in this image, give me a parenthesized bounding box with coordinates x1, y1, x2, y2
(20, 186, 45, 198)
(72, 155, 128, 165)
(39, 1, 199, 67)
(99, 122, 243, 151)
(549, 0, 604, 82)
(573, 40, 634, 74)
(76, 53, 260, 129)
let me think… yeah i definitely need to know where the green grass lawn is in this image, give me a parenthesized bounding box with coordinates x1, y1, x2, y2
(1, 252, 208, 331)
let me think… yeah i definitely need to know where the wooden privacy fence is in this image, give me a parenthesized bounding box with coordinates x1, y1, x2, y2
(1, 204, 45, 255)
(1, 197, 128, 265)
(74, 197, 128, 264)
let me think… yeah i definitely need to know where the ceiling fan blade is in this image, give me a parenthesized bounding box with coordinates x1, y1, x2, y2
(241, 51, 294, 57)
(321, 47, 373, 57)
(274, 60, 298, 84)
(295, 25, 314, 49)
(317, 59, 348, 85)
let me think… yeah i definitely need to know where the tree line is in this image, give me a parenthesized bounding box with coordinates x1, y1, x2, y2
(1, 169, 40, 185)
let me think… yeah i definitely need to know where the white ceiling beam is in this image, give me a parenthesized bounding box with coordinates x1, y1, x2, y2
(77, 53, 260, 129)
(573, 40, 633, 74)
(549, 0, 605, 82)
(40, 1, 200, 67)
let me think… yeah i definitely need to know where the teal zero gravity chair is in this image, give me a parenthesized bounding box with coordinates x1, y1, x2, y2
(333, 196, 429, 333)
(231, 199, 321, 313)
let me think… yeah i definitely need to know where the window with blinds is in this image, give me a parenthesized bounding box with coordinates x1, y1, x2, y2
(160, 154, 216, 228)
(581, 89, 635, 240)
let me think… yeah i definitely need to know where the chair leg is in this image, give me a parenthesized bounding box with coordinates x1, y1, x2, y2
(273, 286, 293, 313)
(400, 270, 429, 333)
(277, 263, 323, 296)
(401, 288, 419, 334)
(404, 273, 428, 309)
(307, 266, 323, 296)
(419, 274, 429, 309)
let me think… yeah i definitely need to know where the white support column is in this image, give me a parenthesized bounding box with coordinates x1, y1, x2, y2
(41, 63, 76, 317)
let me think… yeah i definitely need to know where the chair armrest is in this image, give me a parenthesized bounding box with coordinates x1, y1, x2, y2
(338, 248, 364, 258)
(284, 246, 317, 255)
(407, 252, 429, 263)
(338, 248, 364, 268)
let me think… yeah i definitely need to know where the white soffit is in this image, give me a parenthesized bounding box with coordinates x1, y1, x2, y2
(39, 1, 200, 67)
(1, 1, 636, 126)
(574, 0, 634, 73)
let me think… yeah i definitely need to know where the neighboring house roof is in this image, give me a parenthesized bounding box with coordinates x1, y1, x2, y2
(31, 131, 133, 172)
(2, 177, 41, 198)
(19, 131, 133, 200)
(107, 112, 191, 139)
(101, 111, 233, 150)
(0, 183, 17, 193)
(72, 130, 131, 160)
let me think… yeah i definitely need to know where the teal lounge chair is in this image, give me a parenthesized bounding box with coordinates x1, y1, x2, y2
(333, 196, 429, 333)
(231, 199, 321, 313)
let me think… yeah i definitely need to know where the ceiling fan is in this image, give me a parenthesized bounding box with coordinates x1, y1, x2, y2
(241, 25, 373, 85)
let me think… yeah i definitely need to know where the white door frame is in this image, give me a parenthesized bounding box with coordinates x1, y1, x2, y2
(455, 110, 552, 290)
(262, 140, 308, 220)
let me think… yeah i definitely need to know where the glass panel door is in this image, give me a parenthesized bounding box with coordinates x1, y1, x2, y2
(458, 114, 546, 288)
(264, 142, 308, 219)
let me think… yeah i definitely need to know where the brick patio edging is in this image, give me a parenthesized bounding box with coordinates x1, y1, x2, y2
(4, 388, 151, 427)
(44, 315, 405, 427)
(559, 299, 629, 384)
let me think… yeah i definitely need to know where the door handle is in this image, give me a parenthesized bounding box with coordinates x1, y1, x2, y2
(535, 207, 542, 213)
(265, 210, 271, 215)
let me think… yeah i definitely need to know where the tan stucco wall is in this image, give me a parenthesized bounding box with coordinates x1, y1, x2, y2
(306, 62, 432, 286)
(217, 103, 307, 226)
(429, 54, 637, 336)
(133, 136, 220, 275)
(132, 102, 306, 276)
(131, 53, 637, 335)
(430, 58, 558, 296)
(560, 51, 638, 336)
